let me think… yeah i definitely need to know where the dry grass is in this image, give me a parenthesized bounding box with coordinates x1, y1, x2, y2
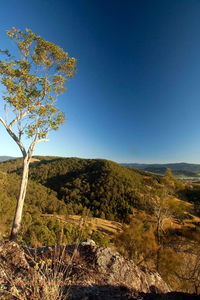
(42, 208, 200, 237)
(0, 217, 88, 300)
(30, 158, 40, 163)
(67, 215, 122, 235)
(0, 245, 71, 300)
(41, 214, 123, 238)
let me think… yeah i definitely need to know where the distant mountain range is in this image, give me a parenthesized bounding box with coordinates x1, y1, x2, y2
(0, 156, 15, 162)
(1, 156, 200, 178)
(122, 162, 200, 178)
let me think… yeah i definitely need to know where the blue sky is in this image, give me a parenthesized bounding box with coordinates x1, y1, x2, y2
(1, 0, 200, 163)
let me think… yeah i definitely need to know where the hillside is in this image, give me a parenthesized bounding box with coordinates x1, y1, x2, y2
(0, 156, 187, 221)
(0, 171, 69, 244)
(0, 156, 192, 246)
(0, 156, 15, 162)
(1, 156, 200, 293)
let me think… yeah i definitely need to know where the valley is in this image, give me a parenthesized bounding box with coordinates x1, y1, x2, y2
(0, 156, 200, 293)
(123, 162, 200, 180)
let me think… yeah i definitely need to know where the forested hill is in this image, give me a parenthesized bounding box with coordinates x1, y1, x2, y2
(2, 155, 200, 294)
(0, 156, 186, 221)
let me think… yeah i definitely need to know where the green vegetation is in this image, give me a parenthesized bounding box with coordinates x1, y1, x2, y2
(0, 156, 185, 221)
(0, 171, 66, 243)
(0, 170, 109, 248)
(1, 156, 200, 292)
(0, 156, 190, 225)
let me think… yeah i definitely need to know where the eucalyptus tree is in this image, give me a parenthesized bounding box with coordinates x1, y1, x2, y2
(0, 28, 77, 240)
(151, 188, 174, 271)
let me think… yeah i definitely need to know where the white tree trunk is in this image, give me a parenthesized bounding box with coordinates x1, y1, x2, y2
(10, 155, 30, 241)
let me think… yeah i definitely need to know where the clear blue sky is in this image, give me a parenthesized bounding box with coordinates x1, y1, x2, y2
(1, 0, 200, 163)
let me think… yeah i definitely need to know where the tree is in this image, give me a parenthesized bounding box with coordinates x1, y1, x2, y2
(115, 212, 158, 266)
(165, 167, 173, 179)
(150, 188, 173, 271)
(0, 28, 77, 240)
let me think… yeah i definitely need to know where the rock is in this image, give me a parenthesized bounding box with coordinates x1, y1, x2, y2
(0, 240, 199, 299)
(75, 240, 170, 294)
(31, 239, 170, 298)
(0, 241, 31, 299)
(0, 240, 29, 270)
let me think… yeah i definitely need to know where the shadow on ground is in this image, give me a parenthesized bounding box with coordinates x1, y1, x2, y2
(66, 285, 200, 300)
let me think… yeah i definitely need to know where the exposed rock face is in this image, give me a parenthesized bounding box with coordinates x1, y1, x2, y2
(0, 240, 199, 299)
(29, 239, 170, 298)
(73, 239, 170, 293)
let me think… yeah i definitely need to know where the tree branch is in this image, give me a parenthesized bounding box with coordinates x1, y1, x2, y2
(0, 116, 26, 157)
(36, 138, 49, 143)
(9, 109, 30, 129)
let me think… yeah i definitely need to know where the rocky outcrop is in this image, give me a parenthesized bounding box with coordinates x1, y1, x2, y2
(0, 241, 32, 299)
(0, 240, 29, 270)
(70, 239, 170, 293)
(0, 240, 199, 299)
(28, 239, 170, 298)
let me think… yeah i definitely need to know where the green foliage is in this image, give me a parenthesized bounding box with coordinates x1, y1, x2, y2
(0, 156, 190, 223)
(91, 231, 110, 247)
(0, 170, 110, 247)
(0, 157, 24, 173)
(0, 172, 66, 241)
(26, 158, 162, 220)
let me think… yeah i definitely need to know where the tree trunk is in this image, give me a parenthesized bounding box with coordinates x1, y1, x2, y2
(156, 219, 161, 272)
(156, 247, 161, 272)
(10, 155, 30, 241)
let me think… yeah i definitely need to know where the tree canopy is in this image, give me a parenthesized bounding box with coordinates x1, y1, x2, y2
(0, 28, 76, 155)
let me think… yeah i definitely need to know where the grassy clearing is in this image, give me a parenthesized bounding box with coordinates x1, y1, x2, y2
(41, 214, 123, 238)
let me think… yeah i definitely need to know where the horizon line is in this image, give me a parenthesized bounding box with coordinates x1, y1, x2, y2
(1, 155, 200, 165)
